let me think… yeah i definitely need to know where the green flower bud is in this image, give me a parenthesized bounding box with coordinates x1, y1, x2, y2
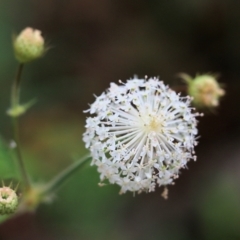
(180, 73, 225, 108)
(13, 27, 45, 63)
(0, 187, 18, 215)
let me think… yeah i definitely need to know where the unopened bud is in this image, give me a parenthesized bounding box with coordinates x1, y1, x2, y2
(180, 73, 225, 108)
(13, 27, 45, 63)
(0, 186, 18, 214)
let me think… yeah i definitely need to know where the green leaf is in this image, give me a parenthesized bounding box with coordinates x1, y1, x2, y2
(7, 98, 37, 117)
(0, 136, 17, 179)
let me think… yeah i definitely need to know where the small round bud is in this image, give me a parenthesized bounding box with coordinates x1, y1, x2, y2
(13, 27, 45, 63)
(0, 187, 18, 214)
(181, 74, 225, 108)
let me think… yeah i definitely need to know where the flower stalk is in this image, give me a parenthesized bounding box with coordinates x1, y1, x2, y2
(43, 154, 91, 195)
(10, 64, 31, 190)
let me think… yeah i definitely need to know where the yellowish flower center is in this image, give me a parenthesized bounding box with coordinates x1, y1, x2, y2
(143, 116, 163, 133)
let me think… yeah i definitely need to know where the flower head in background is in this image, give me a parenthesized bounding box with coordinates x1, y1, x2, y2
(0, 185, 18, 215)
(179, 73, 225, 109)
(13, 27, 45, 63)
(83, 76, 200, 194)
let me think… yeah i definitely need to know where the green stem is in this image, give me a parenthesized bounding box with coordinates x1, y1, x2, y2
(12, 64, 24, 108)
(43, 154, 91, 194)
(11, 64, 31, 189)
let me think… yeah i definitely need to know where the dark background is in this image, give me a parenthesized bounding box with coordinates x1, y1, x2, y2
(0, 0, 240, 239)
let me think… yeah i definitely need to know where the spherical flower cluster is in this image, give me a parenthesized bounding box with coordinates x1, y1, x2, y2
(83, 76, 200, 194)
(0, 186, 18, 214)
(13, 27, 45, 63)
(189, 74, 225, 108)
(180, 73, 225, 108)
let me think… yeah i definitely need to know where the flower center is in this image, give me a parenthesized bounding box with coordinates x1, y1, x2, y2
(142, 115, 163, 134)
(1, 193, 9, 199)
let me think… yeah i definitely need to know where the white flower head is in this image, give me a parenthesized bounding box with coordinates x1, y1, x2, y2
(83, 76, 200, 194)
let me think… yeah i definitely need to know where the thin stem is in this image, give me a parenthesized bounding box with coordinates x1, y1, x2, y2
(12, 64, 24, 108)
(43, 154, 91, 194)
(11, 64, 31, 189)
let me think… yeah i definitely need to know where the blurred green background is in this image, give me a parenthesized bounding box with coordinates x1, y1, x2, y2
(1, 0, 240, 239)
